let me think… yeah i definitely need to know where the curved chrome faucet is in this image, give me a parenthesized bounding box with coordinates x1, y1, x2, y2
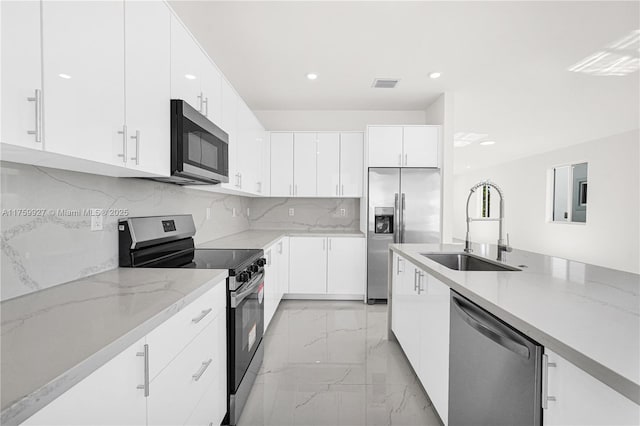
(464, 180, 512, 261)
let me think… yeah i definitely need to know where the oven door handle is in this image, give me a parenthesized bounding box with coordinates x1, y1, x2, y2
(230, 271, 264, 308)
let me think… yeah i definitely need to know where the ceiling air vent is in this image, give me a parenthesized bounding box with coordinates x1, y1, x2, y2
(372, 78, 399, 89)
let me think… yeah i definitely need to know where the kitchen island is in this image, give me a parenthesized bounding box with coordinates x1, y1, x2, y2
(388, 242, 640, 424)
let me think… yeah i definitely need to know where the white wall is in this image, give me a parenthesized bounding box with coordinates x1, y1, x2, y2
(453, 129, 639, 273)
(254, 110, 427, 131)
(425, 93, 455, 243)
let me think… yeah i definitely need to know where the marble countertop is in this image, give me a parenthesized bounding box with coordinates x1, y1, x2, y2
(199, 229, 365, 250)
(390, 242, 640, 405)
(1, 267, 228, 426)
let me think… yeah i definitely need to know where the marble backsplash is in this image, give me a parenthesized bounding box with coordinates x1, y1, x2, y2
(0, 161, 251, 301)
(249, 197, 360, 231)
(1, 163, 361, 301)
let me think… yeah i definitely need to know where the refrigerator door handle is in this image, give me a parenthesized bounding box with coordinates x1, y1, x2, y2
(394, 193, 400, 244)
(401, 193, 406, 243)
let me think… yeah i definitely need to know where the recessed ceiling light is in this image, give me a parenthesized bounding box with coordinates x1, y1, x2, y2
(184, 74, 197, 80)
(428, 72, 442, 79)
(480, 140, 496, 146)
(58, 73, 72, 79)
(306, 73, 318, 80)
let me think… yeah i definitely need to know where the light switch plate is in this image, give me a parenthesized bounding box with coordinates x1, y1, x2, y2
(206, 207, 211, 220)
(288, 208, 295, 216)
(232, 208, 237, 217)
(340, 208, 346, 217)
(90, 210, 103, 231)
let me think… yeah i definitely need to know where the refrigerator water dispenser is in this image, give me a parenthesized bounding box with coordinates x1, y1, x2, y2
(374, 207, 394, 234)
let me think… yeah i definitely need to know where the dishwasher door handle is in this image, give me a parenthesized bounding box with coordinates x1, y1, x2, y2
(452, 296, 530, 359)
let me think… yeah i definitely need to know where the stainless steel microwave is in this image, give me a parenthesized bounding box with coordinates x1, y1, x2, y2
(159, 99, 229, 185)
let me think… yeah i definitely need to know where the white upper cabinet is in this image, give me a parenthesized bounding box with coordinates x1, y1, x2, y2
(42, 1, 125, 165)
(316, 133, 340, 197)
(1, 0, 43, 149)
(293, 133, 317, 197)
(124, 0, 171, 176)
(368, 126, 403, 167)
(270, 133, 294, 196)
(170, 14, 221, 121)
(368, 126, 440, 168)
(220, 78, 238, 189)
(403, 126, 439, 167)
(339, 133, 364, 197)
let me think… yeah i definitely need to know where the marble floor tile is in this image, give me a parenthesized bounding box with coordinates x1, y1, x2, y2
(239, 300, 442, 426)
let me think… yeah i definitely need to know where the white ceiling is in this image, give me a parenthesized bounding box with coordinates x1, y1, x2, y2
(170, 1, 639, 173)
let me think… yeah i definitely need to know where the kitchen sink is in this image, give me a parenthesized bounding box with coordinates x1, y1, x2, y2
(421, 252, 521, 272)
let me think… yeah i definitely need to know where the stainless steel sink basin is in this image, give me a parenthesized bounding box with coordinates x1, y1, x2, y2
(421, 252, 521, 272)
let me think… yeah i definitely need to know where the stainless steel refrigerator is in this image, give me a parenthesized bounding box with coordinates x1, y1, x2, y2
(367, 168, 441, 303)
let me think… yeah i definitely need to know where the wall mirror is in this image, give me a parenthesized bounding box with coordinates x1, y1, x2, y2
(551, 162, 588, 223)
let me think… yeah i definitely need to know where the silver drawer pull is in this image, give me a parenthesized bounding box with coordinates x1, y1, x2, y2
(136, 344, 149, 397)
(192, 308, 213, 324)
(192, 358, 213, 381)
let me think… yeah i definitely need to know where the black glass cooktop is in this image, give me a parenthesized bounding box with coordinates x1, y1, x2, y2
(144, 248, 263, 272)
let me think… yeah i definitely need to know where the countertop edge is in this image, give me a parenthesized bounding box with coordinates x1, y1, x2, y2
(389, 245, 640, 406)
(1, 269, 228, 426)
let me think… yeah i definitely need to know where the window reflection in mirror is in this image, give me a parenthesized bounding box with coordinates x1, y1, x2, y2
(552, 162, 588, 223)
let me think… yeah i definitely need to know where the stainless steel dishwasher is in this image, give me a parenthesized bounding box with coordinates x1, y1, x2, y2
(449, 291, 543, 426)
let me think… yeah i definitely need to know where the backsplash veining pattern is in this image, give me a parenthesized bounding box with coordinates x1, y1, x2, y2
(249, 197, 360, 231)
(0, 162, 251, 301)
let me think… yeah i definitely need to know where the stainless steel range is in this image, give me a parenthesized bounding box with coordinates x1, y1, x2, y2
(118, 214, 265, 426)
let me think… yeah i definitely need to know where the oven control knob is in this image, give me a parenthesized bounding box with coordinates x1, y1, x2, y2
(248, 264, 259, 273)
(237, 272, 250, 283)
(256, 258, 266, 267)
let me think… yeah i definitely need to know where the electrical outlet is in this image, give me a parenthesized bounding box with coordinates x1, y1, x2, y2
(232, 208, 237, 217)
(288, 208, 295, 216)
(247, 208, 251, 217)
(340, 208, 346, 217)
(90, 210, 103, 231)
(206, 207, 211, 220)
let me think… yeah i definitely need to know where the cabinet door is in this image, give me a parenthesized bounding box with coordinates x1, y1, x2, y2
(293, 132, 317, 196)
(22, 338, 147, 426)
(368, 126, 402, 167)
(543, 349, 640, 425)
(220, 79, 238, 188)
(316, 133, 340, 197)
(392, 258, 421, 370)
(1, 0, 42, 149)
(42, 1, 125, 165)
(236, 101, 259, 193)
(289, 237, 327, 294)
(327, 238, 365, 295)
(391, 254, 407, 343)
(124, 0, 170, 176)
(260, 130, 270, 195)
(270, 133, 294, 196)
(278, 237, 290, 297)
(170, 15, 203, 112)
(403, 126, 439, 167)
(264, 246, 277, 330)
(339, 133, 364, 197)
(200, 59, 222, 124)
(418, 273, 450, 425)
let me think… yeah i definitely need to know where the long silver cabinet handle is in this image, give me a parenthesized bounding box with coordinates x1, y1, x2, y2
(328, 238, 332, 250)
(418, 272, 425, 294)
(203, 97, 209, 116)
(396, 257, 403, 274)
(278, 241, 283, 254)
(136, 344, 149, 397)
(413, 269, 419, 291)
(192, 308, 213, 324)
(336, 184, 339, 196)
(26, 89, 42, 142)
(117, 125, 127, 163)
(197, 93, 203, 112)
(192, 358, 213, 381)
(294, 184, 298, 196)
(404, 153, 408, 166)
(130, 130, 140, 165)
(341, 184, 345, 196)
(542, 354, 557, 409)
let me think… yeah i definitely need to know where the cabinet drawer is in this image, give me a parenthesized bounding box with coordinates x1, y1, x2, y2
(147, 279, 225, 379)
(148, 316, 222, 426)
(184, 316, 227, 426)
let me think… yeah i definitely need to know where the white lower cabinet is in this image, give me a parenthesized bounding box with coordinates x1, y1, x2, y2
(21, 278, 227, 426)
(264, 237, 290, 330)
(543, 349, 639, 426)
(391, 254, 450, 424)
(289, 236, 365, 297)
(22, 337, 148, 426)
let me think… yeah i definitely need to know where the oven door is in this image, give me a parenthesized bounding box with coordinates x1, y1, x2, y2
(229, 271, 265, 392)
(171, 99, 229, 184)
